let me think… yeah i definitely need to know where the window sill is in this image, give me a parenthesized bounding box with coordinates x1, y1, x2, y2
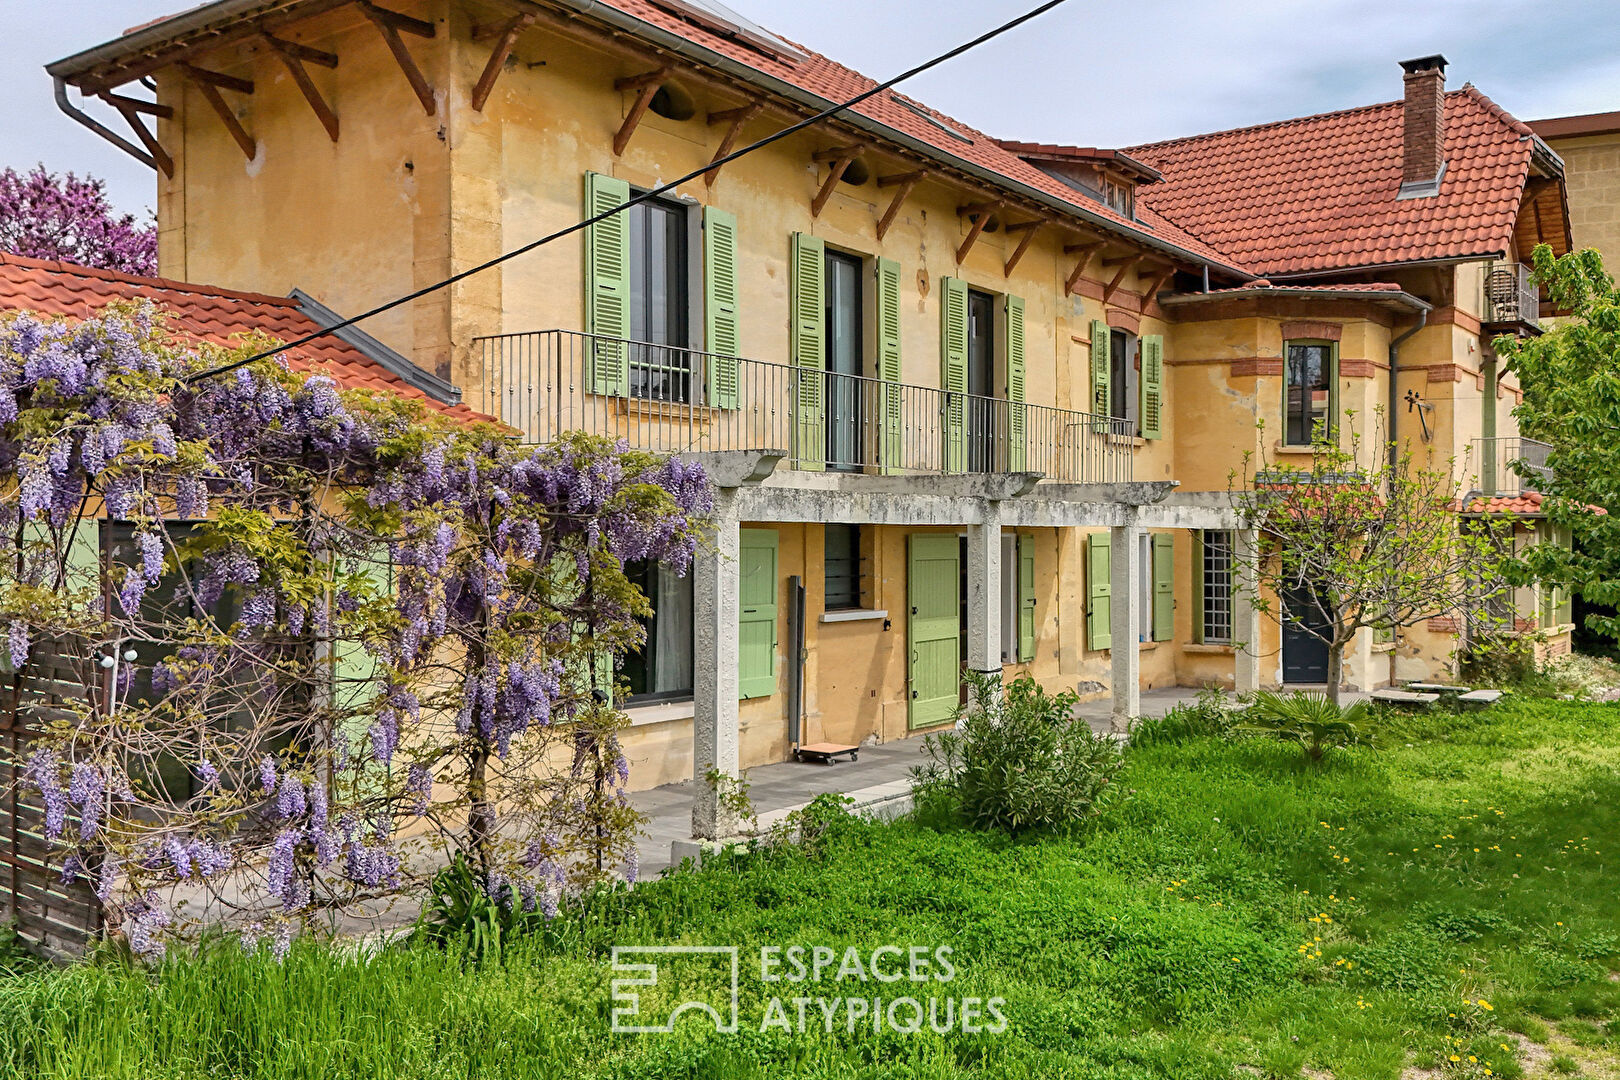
(1271, 442, 1326, 455)
(612, 396, 722, 422)
(1182, 643, 1233, 655)
(1105, 434, 1146, 448)
(623, 699, 695, 727)
(820, 608, 888, 624)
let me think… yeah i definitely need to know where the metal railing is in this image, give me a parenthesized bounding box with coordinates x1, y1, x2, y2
(1473, 436, 1552, 496)
(1485, 262, 1540, 329)
(476, 330, 1133, 482)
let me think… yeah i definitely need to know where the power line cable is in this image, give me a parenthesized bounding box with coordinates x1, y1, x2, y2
(185, 0, 1073, 385)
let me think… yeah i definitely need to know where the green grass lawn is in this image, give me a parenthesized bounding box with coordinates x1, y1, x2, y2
(4, 698, 1620, 1079)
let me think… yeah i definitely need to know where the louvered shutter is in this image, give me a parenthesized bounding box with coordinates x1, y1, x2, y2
(1090, 318, 1112, 429)
(738, 529, 779, 698)
(1005, 294, 1027, 472)
(1152, 532, 1174, 642)
(1139, 333, 1164, 440)
(940, 277, 969, 472)
(790, 233, 826, 471)
(584, 172, 631, 397)
(1087, 532, 1111, 651)
(1017, 533, 1036, 663)
(1191, 530, 1206, 645)
(704, 206, 740, 409)
(875, 257, 904, 475)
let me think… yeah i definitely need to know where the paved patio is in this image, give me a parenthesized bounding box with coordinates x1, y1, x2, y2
(628, 685, 1219, 876)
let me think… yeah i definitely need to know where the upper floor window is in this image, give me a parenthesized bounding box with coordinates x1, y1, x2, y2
(1284, 340, 1336, 446)
(1110, 328, 1137, 425)
(824, 249, 866, 472)
(627, 193, 692, 403)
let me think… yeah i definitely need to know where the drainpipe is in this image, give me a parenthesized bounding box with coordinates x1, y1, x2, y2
(53, 76, 156, 171)
(1388, 310, 1428, 478)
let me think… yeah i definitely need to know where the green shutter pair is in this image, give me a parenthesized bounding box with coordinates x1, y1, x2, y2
(1086, 319, 1163, 439)
(1085, 532, 1172, 650)
(938, 280, 1026, 472)
(583, 172, 741, 406)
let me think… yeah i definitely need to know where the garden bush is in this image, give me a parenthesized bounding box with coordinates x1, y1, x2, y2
(1238, 690, 1372, 763)
(911, 670, 1123, 834)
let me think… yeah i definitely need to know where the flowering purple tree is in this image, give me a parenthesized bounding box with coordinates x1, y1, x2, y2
(0, 303, 710, 956)
(0, 166, 157, 275)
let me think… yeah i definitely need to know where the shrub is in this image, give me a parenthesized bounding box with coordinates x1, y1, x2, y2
(1130, 686, 1243, 747)
(413, 854, 543, 962)
(1237, 691, 1371, 763)
(911, 670, 1123, 834)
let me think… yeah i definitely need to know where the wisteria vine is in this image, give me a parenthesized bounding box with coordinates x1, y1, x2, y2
(0, 303, 711, 957)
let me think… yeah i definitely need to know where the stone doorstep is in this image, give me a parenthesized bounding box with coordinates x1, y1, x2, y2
(669, 781, 916, 869)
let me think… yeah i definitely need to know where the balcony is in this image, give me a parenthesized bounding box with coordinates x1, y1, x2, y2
(1472, 436, 1553, 496)
(475, 330, 1133, 483)
(1483, 262, 1540, 332)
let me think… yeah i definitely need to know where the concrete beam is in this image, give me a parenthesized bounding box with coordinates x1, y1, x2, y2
(1110, 521, 1142, 732)
(1233, 527, 1261, 694)
(691, 492, 742, 839)
(1138, 490, 1245, 531)
(966, 507, 1003, 682)
(683, 449, 784, 488)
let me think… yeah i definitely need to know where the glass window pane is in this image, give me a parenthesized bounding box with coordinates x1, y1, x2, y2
(1286, 343, 1331, 444)
(824, 524, 861, 610)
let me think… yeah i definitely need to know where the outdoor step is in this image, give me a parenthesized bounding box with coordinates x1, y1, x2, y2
(1456, 689, 1505, 704)
(1371, 688, 1441, 704)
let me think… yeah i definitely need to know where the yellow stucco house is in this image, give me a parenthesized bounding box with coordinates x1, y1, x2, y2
(47, 2, 1574, 836)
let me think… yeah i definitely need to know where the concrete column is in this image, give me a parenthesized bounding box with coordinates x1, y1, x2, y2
(1233, 527, 1262, 695)
(966, 507, 1004, 683)
(1109, 522, 1142, 733)
(692, 492, 741, 840)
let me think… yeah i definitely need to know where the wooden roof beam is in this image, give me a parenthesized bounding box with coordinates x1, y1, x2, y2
(360, 1, 436, 116)
(612, 66, 672, 155)
(1003, 221, 1042, 278)
(470, 13, 533, 112)
(179, 63, 256, 161)
(261, 35, 337, 68)
(1102, 255, 1144, 304)
(875, 169, 925, 240)
(811, 146, 864, 218)
(101, 94, 173, 179)
(262, 34, 338, 141)
(704, 102, 762, 186)
(1140, 266, 1174, 306)
(955, 199, 1003, 264)
(1064, 241, 1104, 296)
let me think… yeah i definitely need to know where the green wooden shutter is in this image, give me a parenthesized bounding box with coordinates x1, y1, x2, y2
(1152, 532, 1174, 642)
(1327, 344, 1341, 443)
(65, 518, 100, 596)
(1090, 319, 1112, 420)
(738, 528, 779, 698)
(790, 233, 826, 471)
(940, 277, 969, 472)
(1139, 333, 1164, 440)
(1191, 530, 1206, 644)
(584, 171, 631, 397)
(907, 533, 960, 728)
(704, 206, 740, 409)
(335, 545, 391, 714)
(1087, 532, 1111, 651)
(876, 256, 904, 475)
(1005, 294, 1027, 472)
(1017, 533, 1036, 663)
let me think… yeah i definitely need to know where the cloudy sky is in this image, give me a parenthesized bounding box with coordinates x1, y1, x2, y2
(9, 0, 1619, 219)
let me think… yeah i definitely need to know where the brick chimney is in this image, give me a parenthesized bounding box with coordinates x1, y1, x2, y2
(1399, 55, 1448, 189)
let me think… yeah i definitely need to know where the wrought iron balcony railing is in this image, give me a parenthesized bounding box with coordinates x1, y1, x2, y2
(1473, 435, 1552, 496)
(1485, 262, 1540, 329)
(475, 330, 1133, 482)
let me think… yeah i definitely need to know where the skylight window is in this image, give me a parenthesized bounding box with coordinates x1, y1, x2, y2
(893, 95, 973, 144)
(647, 0, 809, 64)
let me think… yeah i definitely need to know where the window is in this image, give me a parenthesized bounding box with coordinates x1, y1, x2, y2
(1199, 530, 1233, 644)
(1110, 328, 1137, 427)
(1284, 341, 1335, 445)
(965, 288, 997, 471)
(824, 250, 865, 471)
(621, 559, 694, 703)
(627, 194, 692, 403)
(824, 524, 862, 610)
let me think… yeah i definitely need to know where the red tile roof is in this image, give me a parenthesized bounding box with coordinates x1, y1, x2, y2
(1531, 110, 1620, 141)
(1465, 490, 1607, 516)
(1127, 87, 1542, 276)
(0, 252, 483, 422)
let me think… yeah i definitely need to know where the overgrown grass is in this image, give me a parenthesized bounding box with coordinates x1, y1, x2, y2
(3, 698, 1619, 1079)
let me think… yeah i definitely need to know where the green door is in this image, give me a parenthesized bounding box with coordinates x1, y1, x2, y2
(739, 529, 779, 699)
(907, 533, 960, 728)
(1087, 532, 1112, 651)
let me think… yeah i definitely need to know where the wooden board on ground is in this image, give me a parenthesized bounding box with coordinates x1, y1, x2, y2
(795, 742, 860, 764)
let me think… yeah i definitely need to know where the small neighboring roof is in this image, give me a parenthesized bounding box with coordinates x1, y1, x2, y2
(1465, 490, 1607, 516)
(994, 141, 1162, 183)
(0, 252, 484, 422)
(1530, 110, 1620, 141)
(1158, 280, 1432, 313)
(1128, 87, 1565, 277)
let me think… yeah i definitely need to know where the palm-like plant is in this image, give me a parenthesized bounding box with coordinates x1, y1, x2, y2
(1238, 691, 1371, 763)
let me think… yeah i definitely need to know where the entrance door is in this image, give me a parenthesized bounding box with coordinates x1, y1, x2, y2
(965, 289, 997, 472)
(908, 534, 961, 728)
(824, 250, 864, 471)
(1281, 583, 1331, 684)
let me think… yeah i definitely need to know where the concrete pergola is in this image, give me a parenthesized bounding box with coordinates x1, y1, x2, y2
(685, 451, 1261, 839)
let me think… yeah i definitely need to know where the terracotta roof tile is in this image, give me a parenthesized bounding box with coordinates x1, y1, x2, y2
(1127, 87, 1537, 276)
(0, 252, 485, 423)
(1465, 490, 1607, 516)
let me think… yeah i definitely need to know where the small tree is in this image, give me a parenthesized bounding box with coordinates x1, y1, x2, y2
(0, 166, 156, 275)
(1494, 244, 1620, 643)
(1232, 416, 1511, 703)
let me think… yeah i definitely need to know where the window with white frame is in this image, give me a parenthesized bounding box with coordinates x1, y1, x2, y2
(1200, 529, 1234, 644)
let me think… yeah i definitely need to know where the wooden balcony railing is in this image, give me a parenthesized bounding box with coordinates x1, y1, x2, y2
(476, 330, 1133, 483)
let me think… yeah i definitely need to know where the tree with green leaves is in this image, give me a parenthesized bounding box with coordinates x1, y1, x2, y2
(1232, 416, 1512, 704)
(1493, 244, 1620, 643)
